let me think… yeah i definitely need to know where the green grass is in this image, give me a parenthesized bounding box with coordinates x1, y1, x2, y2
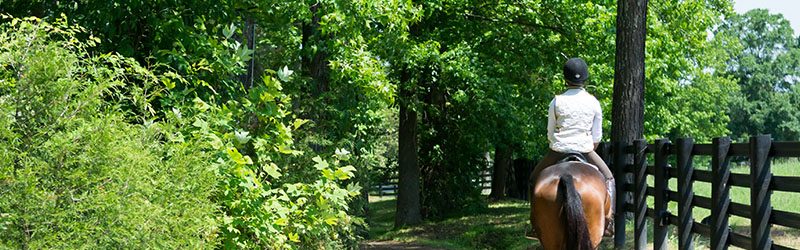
(364, 159, 800, 249)
(366, 196, 534, 249)
(648, 158, 800, 249)
(366, 195, 647, 249)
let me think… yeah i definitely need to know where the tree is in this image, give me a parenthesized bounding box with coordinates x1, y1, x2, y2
(717, 9, 800, 141)
(612, 0, 648, 248)
(489, 144, 512, 200)
(395, 68, 422, 227)
(612, 0, 648, 147)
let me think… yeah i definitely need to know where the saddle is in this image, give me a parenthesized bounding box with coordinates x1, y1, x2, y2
(557, 151, 600, 173)
(558, 151, 588, 164)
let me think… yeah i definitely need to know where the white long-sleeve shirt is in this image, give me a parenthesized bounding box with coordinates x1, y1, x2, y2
(547, 88, 603, 153)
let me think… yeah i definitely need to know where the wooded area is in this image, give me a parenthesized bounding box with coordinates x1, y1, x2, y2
(0, 0, 799, 249)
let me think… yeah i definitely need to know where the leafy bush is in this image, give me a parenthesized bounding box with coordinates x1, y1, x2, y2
(167, 71, 363, 249)
(0, 14, 364, 249)
(0, 16, 218, 248)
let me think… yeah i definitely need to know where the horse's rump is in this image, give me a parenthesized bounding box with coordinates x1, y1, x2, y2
(531, 162, 608, 250)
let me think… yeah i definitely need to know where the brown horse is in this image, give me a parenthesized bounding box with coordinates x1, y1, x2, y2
(530, 160, 611, 250)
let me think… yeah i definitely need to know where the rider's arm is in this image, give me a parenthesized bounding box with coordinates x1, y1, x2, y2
(591, 100, 602, 149)
(547, 99, 556, 144)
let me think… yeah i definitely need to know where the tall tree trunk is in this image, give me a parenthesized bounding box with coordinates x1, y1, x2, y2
(489, 144, 512, 200)
(613, 1, 647, 145)
(301, 3, 329, 96)
(300, 3, 329, 153)
(395, 70, 422, 227)
(612, 0, 648, 248)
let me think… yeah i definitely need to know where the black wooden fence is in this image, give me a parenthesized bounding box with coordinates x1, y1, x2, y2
(372, 169, 494, 196)
(600, 135, 800, 250)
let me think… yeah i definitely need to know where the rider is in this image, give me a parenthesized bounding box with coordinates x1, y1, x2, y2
(528, 57, 615, 237)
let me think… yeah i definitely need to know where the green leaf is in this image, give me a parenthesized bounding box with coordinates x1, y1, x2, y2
(223, 23, 236, 39)
(346, 183, 362, 196)
(277, 145, 299, 155)
(264, 163, 281, 179)
(288, 232, 300, 243)
(313, 156, 329, 170)
(324, 215, 338, 225)
(293, 119, 309, 129)
(317, 195, 329, 210)
(163, 78, 175, 89)
(237, 155, 253, 165)
(333, 170, 348, 180)
(334, 148, 350, 160)
(322, 169, 335, 180)
(227, 147, 252, 165)
(274, 217, 288, 226)
(192, 118, 208, 129)
(207, 134, 223, 150)
(339, 165, 357, 175)
(193, 97, 211, 111)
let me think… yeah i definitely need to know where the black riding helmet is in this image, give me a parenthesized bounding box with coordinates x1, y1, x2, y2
(563, 57, 589, 85)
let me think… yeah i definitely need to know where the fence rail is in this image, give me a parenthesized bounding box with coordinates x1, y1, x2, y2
(372, 170, 493, 196)
(603, 135, 800, 250)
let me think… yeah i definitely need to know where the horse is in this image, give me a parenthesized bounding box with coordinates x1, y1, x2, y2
(530, 156, 612, 250)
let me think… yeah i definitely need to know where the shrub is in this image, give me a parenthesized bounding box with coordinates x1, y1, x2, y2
(0, 16, 217, 248)
(0, 15, 363, 249)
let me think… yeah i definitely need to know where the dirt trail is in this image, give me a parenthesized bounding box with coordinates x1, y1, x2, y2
(359, 241, 444, 250)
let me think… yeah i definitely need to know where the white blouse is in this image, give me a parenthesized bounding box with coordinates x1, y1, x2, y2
(547, 88, 603, 153)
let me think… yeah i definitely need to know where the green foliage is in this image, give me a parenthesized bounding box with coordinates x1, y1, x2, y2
(252, 0, 420, 224)
(168, 72, 364, 248)
(717, 9, 800, 141)
(641, 0, 739, 142)
(0, 14, 365, 249)
(0, 16, 217, 248)
(4, 0, 787, 246)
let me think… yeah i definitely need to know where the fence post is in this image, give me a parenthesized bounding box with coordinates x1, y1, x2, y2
(711, 137, 732, 250)
(613, 141, 627, 249)
(750, 135, 773, 250)
(633, 139, 648, 250)
(653, 139, 670, 250)
(676, 138, 695, 250)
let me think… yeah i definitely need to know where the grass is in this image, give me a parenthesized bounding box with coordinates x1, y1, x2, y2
(364, 159, 800, 249)
(650, 158, 800, 249)
(366, 196, 536, 249)
(365, 196, 638, 249)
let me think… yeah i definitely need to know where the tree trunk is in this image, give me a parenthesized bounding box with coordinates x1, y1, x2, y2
(301, 3, 329, 96)
(613, 1, 647, 145)
(612, 0, 648, 248)
(300, 3, 329, 153)
(395, 70, 422, 227)
(489, 144, 512, 200)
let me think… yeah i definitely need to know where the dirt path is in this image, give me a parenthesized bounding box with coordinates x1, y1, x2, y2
(359, 241, 445, 250)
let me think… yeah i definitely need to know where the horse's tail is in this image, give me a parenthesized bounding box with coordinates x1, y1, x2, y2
(558, 174, 593, 250)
